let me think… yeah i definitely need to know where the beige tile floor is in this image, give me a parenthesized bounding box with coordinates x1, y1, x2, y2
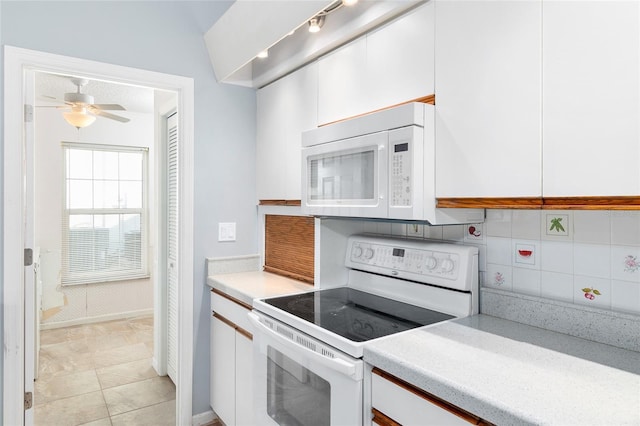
(34, 316, 176, 426)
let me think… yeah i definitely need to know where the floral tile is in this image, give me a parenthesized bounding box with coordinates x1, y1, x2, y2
(485, 264, 512, 291)
(574, 275, 611, 309)
(611, 246, 640, 282)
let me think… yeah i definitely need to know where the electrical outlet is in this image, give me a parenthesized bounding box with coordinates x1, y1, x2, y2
(218, 222, 236, 242)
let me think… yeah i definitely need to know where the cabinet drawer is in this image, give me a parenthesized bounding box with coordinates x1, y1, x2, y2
(211, 289, 252, 334)
(371, 369, 486, 426)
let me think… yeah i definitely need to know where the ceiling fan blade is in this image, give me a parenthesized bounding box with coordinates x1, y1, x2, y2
(93, 109, 130, 123)
(38, 95, 69, 104)
(91, 103, 126, 111)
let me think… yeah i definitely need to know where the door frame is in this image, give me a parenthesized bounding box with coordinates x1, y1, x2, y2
(3, 46, 195, 425)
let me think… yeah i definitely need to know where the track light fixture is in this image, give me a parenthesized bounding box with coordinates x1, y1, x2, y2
(308, 0, 358, 34)
(308, 15, 325, 33)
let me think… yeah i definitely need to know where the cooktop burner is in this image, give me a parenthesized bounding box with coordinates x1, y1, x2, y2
(264, 287, 454, 342)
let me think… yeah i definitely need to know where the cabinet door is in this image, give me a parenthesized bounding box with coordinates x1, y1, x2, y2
(435, 0, 542, 198)
(367, 1, 434, 112)
(318, 37, 368, 125)
(318, 4, 436, 126)
(371, 372, 475, 425)
(256, 63, 318, 200)
(543, 1, 640, 196)
(211, 316, 237, 425)
(235, 333, 254, 426)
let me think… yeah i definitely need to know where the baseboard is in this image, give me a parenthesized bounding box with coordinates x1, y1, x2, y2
(192, 410, 217, 426)
(40, 308, 154, 330)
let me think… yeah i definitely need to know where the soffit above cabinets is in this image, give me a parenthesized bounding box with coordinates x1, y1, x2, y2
(205, 0, 426, 89)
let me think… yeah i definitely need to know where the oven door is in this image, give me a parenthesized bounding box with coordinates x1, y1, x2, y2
(249, 312, 364, 426)
(301, 131, 388, 218)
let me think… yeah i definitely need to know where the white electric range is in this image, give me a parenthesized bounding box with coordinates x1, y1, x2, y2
(249, 234, 479, 425)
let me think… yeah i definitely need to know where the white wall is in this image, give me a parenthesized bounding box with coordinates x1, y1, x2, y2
(34, 105, 155, 326)
(1, 0, 256, 416)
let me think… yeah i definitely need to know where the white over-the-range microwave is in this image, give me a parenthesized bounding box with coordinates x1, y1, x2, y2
(301, 102, 484, 224)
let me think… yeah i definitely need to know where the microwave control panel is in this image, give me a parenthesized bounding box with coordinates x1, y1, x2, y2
(390, 141, 411, 207)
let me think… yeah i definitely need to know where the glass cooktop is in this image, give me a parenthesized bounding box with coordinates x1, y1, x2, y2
(264, 287, 454, 342)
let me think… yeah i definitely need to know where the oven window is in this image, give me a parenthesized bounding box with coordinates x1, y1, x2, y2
(267, 346, 330, 426)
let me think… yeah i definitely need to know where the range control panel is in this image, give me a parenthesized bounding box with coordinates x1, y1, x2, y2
(345, 234, 478, 292)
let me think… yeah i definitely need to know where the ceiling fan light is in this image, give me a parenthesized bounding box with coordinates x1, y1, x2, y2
(63, 110, 96, 128)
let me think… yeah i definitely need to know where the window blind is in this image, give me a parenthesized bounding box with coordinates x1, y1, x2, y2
(61, 142, 149, 285)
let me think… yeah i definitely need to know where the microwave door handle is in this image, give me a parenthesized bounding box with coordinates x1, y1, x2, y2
(248, 312, 358, 379)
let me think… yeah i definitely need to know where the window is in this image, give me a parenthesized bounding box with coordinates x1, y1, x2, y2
(61, 143, 149, 285)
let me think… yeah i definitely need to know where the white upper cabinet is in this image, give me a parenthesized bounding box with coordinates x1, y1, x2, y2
(256, 62, 318, 200)
(366, 1, 434, 112)
(542, 1, 640, 197)
(318, 2, 435, 125)
(434, 0, 542, 198)
(318, 37, 369, 125)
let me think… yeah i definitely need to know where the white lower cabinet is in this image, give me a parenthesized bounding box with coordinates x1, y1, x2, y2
(234, 332, 254, 426)
(210, 291, 254, 426)
(370, 368, 489, 426)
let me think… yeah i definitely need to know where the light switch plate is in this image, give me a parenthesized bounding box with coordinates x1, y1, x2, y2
(218, 222, 236, 242)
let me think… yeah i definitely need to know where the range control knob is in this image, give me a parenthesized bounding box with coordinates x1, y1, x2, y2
(425, 256, 437, 270)
(440, 258, 455, 273)
(363, 248, 375, 259)
(353, 246, 363, 258)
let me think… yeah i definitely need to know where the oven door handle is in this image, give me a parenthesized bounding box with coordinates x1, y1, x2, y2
(248, 312, 359, 379)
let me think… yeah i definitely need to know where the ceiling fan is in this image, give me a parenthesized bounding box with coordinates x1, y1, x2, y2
(40, 78, 130, 128)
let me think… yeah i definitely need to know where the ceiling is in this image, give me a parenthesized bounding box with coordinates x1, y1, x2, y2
(35, 72, 156, 114)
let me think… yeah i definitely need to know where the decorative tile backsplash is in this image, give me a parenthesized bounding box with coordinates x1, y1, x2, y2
(483, 210, 640, 315)
(362, 210, 640, 316)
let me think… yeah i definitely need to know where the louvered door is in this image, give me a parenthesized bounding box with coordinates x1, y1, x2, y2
(167, 112, 178, 383)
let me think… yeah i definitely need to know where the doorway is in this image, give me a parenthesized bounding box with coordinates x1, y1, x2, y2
(3, 46, 195, 426)
(31, 71, 172, 424)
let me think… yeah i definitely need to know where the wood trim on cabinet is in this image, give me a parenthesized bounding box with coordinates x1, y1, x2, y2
(212, 312, 253, 340)
(212, 312, 237, 329)
(371, 408, 402, 426)
(258, 200, 302, 206)
(372, 368, 491, 425)
(542, 196, 640, 210)
(437, 197, 543, 209)
(211, 288, 253, 311)
(319, 95, 436, 127)
(235, 326, 253, 341)
(437, 196, 640, 210)
(263, 266, 314, 285)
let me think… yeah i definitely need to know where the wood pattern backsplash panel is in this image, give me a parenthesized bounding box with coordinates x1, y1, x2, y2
(264, 215, 314, 284)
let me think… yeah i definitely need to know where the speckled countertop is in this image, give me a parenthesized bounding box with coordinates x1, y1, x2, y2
(206, 271, 313, 306)
(364, 314, 640, 425)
